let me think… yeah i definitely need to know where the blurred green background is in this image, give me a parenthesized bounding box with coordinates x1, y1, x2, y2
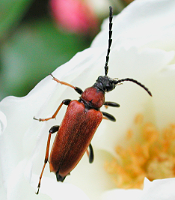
(0, 0, 130, 100)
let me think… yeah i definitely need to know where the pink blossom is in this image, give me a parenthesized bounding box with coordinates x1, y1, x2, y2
(50, 0, 98, 34)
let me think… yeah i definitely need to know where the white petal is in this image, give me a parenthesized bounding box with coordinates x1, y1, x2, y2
(92, 0, 175, 50)
(65, 150, 115, 200)
(100, 178, 175, 200)
(5, 158, 89, 200)
(0, 110, 7, 134)
(141, 178, 175, 200)
(151, 64, 175, 129)
(101, 189, 142, 200)
(6, 160, 39, 200)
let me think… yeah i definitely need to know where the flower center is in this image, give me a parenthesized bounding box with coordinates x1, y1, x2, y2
(104, 114, 175, 189)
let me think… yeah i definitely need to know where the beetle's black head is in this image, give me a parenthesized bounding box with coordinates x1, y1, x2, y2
(93, 76, 152, 96)
(93, 76, 116, 92)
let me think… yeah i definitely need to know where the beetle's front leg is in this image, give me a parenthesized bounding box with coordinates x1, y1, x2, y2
(36, 125, 59, 194)
(34, 99, 71, 121)
(50, 74, 83, 95)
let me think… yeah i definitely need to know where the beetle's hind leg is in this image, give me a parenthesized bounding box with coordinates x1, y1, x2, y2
(86, 143, 94, 163)
(36, 125, 59, 194)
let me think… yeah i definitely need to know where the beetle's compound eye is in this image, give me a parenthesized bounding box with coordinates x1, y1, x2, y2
(105, 80, 116, 92)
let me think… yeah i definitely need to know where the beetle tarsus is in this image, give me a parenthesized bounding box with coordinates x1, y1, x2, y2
(33, 116, 40, 121)
(36, 183, 40, 195)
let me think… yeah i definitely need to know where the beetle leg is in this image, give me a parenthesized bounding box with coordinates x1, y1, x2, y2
(104, 101, 120, 107)
(34, 99, 71, 121)
(49, 125, 59, 133)
(36, 126, 59, 194)
(50, 73, 83, 95)
(86, 143, 94, 163)
(102, 111, 116, 122)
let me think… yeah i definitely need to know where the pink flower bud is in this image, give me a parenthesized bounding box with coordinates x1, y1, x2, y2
(50, 0, 98, 34)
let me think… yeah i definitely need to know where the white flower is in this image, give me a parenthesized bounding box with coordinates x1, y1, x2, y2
(0, 111, 7, 135)
(1, 0, 175, 199)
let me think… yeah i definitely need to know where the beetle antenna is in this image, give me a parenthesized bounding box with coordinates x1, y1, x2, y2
(104, 6, 113, 76)
(114, 78, 152, 96)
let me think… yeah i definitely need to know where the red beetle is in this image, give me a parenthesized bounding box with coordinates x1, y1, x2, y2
(35, 6, 152, 194)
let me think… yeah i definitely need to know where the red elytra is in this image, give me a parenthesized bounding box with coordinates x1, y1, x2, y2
(49, 100, 103, 177)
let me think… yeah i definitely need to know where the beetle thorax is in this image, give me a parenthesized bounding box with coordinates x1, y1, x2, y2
(81, 87, 105, 109)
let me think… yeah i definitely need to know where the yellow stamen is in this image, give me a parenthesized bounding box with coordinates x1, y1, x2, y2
(105, 114, 175, 189)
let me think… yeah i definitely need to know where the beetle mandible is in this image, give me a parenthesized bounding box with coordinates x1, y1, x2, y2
(34, 6, 152, 194)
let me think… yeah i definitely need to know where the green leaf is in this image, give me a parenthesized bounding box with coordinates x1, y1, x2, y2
(1, 19, 90, 98)
(0, 0, 32, 38)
